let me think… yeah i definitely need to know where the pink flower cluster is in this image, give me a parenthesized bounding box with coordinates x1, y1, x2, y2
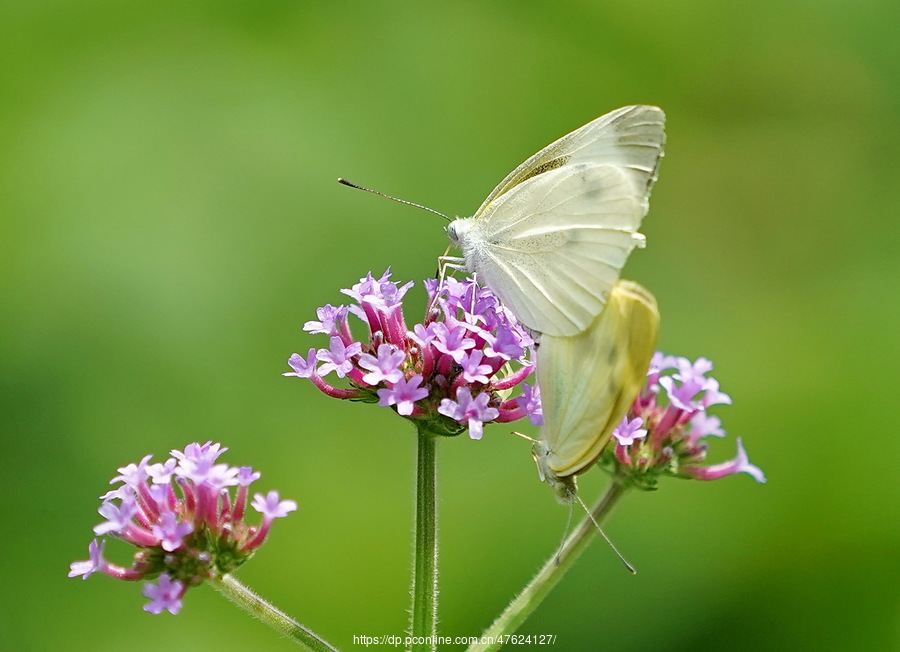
(285, 270, 541, 439)
(68, 442, 296, 614)
(604, 354, 765, 488)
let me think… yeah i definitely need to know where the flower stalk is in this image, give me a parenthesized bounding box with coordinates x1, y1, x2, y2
(410, 425, 439, 652)
(468, 480, 630, 652)
(211, 575, 339, 652)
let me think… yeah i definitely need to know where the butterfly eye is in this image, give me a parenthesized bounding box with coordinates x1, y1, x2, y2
(446, 222, 457, 243)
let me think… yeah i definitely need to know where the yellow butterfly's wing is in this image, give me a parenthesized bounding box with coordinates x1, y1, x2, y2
(535, 279, 660, 493)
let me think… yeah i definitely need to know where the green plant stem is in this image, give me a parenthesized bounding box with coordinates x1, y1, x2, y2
(410, 425, 439, 652)
(211, 574, 339, 651)
(467, 480, 630, 652)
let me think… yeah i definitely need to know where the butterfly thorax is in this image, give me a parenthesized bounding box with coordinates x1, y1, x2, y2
(532, 440, 577, 502)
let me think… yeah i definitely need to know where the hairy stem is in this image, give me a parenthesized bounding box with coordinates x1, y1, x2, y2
(211, 574, 339, 651)
(467, 481, 630, 652)
(409, 425, 439, 652)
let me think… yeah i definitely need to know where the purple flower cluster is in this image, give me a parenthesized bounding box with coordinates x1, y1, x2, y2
(68, 442, 297, 614)
(602, 354, 765, 489)
(285, 270, 541, 439)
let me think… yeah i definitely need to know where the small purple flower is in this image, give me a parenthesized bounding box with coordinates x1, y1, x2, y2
(674, 356, 714, 380)
(688, 413, 725, 440)
(685, 438, 766, 483)
(358, 343, 406, 385)
(68, 539, 106, 580)
(660, 375, 706, 411)
(438, 387, 500, 440)
(93, 494, 138, 536)
(517, 382, 543, 426)
(483, 324, 526, 361)
(459, 349, 492, 384)
(701, 377, 732, 408)
(342, 269, 413, 313)
(431, 322, 476, 363)
(304, 304, 348, 335)
(408, 323, 439, 348)
(152, 512, 194, 552)
(142, 574, 185, 615)
(111, 454, 153, 487)
(317, 337, 362, 378)
(236, 466, 261, 486)
(378, 374, 430, 416)
(252, 490, 298, 520)
(70, 442, 298, 614)
(612, 417, 647, 446)
(283, 348, 318, 379)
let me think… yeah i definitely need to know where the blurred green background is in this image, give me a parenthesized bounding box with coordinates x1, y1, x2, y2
(3, 1, 898, 650)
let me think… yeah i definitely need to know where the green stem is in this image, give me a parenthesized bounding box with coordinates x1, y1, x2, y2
(211, 574, 339, 652)
(467, 480, 630, 652)
(409, 425, 439, 652)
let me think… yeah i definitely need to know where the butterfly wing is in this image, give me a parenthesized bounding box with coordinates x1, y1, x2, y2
(536, 280, 659, 485)
(462, 162, 647, 335)
(457, 105, 665, 336)
(474, 105, 665, 216)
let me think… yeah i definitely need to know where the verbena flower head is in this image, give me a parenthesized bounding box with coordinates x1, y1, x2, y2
(68, 442, 297, 614)
(285, 270, 540, 438)
(599, 353, 766, 490)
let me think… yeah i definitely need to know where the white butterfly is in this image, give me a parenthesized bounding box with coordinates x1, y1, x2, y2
(445, 105, 665, 337)
(533, 279, 660, 500)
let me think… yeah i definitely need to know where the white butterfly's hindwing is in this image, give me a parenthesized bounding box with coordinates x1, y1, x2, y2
(451, 105, 665, 336)
(535, 280, 659, 497)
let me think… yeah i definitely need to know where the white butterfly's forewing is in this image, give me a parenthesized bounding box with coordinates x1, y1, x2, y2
(460, 163, 645, 335)
(476, 105, 665, 214)
(535, 280, 659, 496)
(449, 105, 665, 336)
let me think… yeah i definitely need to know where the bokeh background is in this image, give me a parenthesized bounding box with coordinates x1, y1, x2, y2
(3, 1, 898, 650)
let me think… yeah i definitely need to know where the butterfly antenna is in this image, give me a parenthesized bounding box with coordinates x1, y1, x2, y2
(510, 430, 539, 444)
(338, 178, 452, 222)
(573, 493, 636, 574)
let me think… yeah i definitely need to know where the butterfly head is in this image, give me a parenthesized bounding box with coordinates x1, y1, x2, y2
(445, 217, 473, 246)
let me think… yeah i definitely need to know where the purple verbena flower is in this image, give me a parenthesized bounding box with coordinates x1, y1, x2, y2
(600, 354, 765, 490)
(304, 304, 349, 336)
(438, 387, 500, 440)
(431, 321, 476, 364)
(285, 270, 537, 439)
(283, 348, 318, 379)
(69, 442, 297, 614)
(68, 539, 107, 580)
(316, 337, 362, 379)
(358, 343, 406, 385)
(377, 374, 430, 416)
(684, 438, 766, 483)
(517, 382, 543, 427)
(142, 574, 185, 615)
(612, 416, 647, 446)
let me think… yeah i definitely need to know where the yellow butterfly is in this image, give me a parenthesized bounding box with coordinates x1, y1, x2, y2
(533, 279, 660, 500)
